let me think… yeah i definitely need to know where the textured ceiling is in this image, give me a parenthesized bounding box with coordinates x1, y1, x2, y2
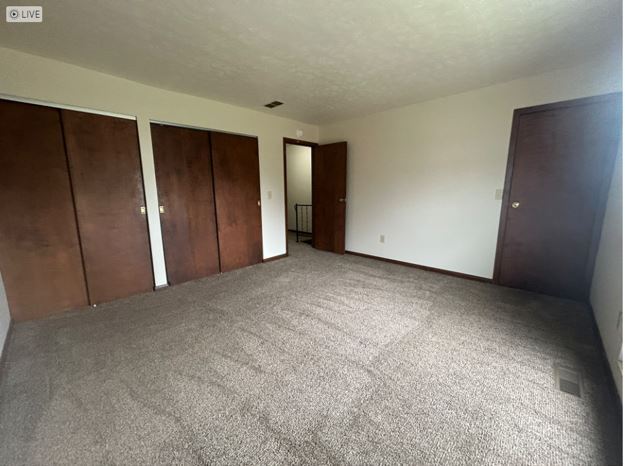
(0, 0, 621, 124)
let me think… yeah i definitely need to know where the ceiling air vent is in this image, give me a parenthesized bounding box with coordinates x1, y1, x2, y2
(264, 101, 283, 108)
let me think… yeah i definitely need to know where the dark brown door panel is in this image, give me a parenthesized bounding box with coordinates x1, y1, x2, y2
(62, 110, 154, 304)
(0, 100, 88, 320)
(495, 94, 621, 300)
(313, 142, 347, 254)
(151, 123, 220, 284)
(210, 131, 263, 272)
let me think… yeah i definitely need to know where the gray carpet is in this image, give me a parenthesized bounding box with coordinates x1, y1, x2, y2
(0, 238, 621, 465)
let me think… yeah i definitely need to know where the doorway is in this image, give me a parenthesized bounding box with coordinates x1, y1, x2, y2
(284, 139, 315, 250)
(283, 138, 348, 256)
(494, 93, 621, 301)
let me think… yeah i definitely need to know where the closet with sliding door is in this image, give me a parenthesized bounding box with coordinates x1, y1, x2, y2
(151, 123, 262, 283)
(0, 99, 153, 321)
(150, 124, 220, 285)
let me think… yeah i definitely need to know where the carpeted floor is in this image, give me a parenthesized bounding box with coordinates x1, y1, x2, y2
(0, 238, 621, 465)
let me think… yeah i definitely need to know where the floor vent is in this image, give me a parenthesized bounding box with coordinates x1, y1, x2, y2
(554, 365, 582, 397)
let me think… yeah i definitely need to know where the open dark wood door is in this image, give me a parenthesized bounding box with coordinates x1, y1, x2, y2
(494, 94, 621, 301)
(312, 142, 347, 254)
(151, 123, 220, 284)
(0, 100, 88, 321)
(210, 131, 263, 272)
(62, 110, 154, 304)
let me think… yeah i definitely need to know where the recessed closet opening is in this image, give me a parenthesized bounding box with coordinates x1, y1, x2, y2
(0, 97, 153, 321)
(151, 120, 263, 285)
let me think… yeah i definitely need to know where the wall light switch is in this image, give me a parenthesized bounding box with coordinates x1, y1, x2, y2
(267, 190, 272, 200)
(495, 188, 503, 200)
(379, 234, 385, 244)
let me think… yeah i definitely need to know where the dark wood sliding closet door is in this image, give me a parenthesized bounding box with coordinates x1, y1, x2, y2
(0, 100, 88, 321)
(61, 110, 153, 304)
(151, 123, 220, 284)
(210, 132, 263, 272)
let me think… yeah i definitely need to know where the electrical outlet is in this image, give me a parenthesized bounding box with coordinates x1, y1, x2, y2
(379, 234, 385, 244)
(267, 190, 272, 200)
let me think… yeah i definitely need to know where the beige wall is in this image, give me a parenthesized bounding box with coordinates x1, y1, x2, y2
(319, 59, 621, 278)
(591, 150, 623, 398)
(0, 47, 318, 287)
(286, 144, 312, 232)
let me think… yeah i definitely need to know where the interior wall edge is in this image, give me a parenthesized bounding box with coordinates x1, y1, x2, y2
(590, 147, 623, 398)
(588, 304, 623, 405)
(263, 253, 288, 263)
(0, 319, 12, 364)
(0, 271, 11, 360)
(136, 117, 168, 286)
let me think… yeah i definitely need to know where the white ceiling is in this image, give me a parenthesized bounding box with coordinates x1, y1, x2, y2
(0, 0, 621, 124)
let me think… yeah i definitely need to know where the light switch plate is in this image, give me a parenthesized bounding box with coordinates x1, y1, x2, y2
(495, 188, 503, 200)
(379, 234, 385, 244)
(267, 190, 272, 200)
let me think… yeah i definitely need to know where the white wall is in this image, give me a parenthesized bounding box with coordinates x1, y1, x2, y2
(0, 47, 319, 287)
(286, 144, 312, 232)
(590, 150, 623, 398)
(319, 59, 622, 278)
(0, 272, 10, 359)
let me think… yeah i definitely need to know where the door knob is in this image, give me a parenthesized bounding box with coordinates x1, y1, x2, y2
(257, 200, 261, 206)
(511, 201, 520, 209)
(139, 206, 146, 214)
(159, 205, 165, 214)
(338, 198, 346, 203)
